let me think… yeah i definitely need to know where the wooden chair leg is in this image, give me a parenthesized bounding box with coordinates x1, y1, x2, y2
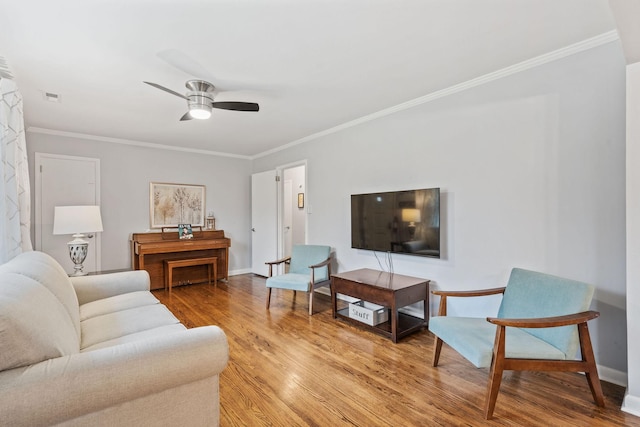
(579, 322, 605, 406)
(432, 336, 443, 367)
(484, 358, 504, 420)
(266, 288, 272, 309)
(308, 289, 314, 315)
(485, 325, 506, 420)
(213, 263, 217, 288)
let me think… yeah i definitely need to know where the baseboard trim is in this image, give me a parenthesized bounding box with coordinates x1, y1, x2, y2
(229, 268, 253, 276)
(622, 391, 640, 417)
(598, 365, 628, 388)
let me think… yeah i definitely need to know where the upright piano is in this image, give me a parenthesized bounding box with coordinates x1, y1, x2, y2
(131, 229, 231, 290)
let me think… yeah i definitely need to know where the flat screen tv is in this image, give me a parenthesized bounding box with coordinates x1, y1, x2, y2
(351, 188, 440, 258)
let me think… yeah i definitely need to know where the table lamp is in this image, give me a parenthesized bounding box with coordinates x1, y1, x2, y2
(53, 205, 103, 276)
(401, 208, 421, 239)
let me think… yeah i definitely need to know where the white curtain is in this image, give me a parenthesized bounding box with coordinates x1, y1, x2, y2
(0, 77, 32, 263)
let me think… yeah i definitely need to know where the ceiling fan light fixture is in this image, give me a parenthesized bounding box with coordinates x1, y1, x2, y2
(189, 105, 212, 120)
(187, 92, 213, 119)
(143, 79, 259, 121)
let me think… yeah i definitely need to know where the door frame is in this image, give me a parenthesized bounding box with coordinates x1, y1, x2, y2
(275, 160, 307, 260)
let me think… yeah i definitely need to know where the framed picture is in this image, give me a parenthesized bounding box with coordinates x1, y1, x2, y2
(150, 182, 205, 228)
(178, 223, 194, 239)
(298, 193, 304, 208)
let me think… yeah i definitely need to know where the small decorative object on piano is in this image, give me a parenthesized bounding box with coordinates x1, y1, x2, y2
(206, 212, 215, 230)
(178, 224, 193, 239)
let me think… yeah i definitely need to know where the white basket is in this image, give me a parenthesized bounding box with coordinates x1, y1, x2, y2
(348, 300, 389, 326)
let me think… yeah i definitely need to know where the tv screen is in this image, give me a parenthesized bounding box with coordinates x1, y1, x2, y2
(351, 188, 440, 258)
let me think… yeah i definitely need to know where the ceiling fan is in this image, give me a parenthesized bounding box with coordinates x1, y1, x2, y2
(143, 79, 259, 121)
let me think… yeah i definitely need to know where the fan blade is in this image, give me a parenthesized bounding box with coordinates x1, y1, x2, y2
(143, 81, 189, 100)
(212, 101, 259, 112)
(180, 112, 193, 121)
(157, 49, 215, 83)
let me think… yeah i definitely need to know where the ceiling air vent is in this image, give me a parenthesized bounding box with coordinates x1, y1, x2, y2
(43, 92, 61, 103)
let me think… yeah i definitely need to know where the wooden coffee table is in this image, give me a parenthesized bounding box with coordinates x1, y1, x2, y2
(331, 268, 430, 343)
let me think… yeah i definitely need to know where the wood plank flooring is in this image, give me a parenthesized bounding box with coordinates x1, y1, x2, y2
(153, 274, 639, 426)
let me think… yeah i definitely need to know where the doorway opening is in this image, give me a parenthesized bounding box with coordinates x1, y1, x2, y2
(281, 164, 306, 260)
(250, 162, 307, 277)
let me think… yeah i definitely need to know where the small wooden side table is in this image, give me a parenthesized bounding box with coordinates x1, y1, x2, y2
(331, 268, 430, 343)
(164, 256, 218, 294)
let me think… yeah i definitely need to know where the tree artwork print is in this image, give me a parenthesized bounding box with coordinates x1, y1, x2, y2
(150, 182, 205, 228)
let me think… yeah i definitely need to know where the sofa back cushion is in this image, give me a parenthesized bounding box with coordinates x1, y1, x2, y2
(0, 251, 81, 339)
(0, 272, 80, 371)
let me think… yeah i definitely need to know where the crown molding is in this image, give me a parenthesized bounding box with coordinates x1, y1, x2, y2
(26, 127, 253, 160)
(253, 30, 620, 160)
(25, 31, 620, 161)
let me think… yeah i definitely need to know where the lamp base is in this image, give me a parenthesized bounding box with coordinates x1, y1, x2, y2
(68, 235, 89, 276)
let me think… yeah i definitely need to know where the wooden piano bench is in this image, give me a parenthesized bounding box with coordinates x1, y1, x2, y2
(164, 256, 218, 294)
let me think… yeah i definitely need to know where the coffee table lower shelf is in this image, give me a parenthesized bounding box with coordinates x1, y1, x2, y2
(336, 307, 426, 341)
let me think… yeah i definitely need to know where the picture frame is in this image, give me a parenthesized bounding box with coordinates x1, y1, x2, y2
(178, 223, 193, 239)
(298, 193, 305, 209)
(150, 182, 205, 228)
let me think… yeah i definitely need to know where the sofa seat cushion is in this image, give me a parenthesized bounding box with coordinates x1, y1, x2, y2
(82, 324, 188, 352)
(80, 291, 160, 321)
(428, 316, 567, 368)
(80, 304, 181, 350)
(0, 273, 80, 371)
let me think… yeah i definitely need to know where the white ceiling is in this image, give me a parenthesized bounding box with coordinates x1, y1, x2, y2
(0, 0, 617, 158)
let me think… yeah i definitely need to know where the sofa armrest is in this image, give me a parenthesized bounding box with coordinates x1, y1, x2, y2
(71, 270, 151, 305)
(0, 325, 228, 427)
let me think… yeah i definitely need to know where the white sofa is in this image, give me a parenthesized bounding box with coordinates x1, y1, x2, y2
(0, 251, 229, 427)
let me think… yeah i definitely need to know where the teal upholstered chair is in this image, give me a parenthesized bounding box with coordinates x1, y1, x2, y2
(429, 268, 604, 419)
(265, 245, 332, 315)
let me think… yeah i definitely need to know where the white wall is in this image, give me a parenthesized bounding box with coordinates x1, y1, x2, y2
(623, 61, 640, 415)
(254, 42, 628, 378)
(25, 131, 253, 274)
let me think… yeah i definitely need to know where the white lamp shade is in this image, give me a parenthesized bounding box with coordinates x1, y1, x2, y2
(53, 205, 104, 235)
(401, 208, 421, 223)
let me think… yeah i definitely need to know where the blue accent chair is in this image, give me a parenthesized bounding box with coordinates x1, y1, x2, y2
(265, 245, 332, 315)
(428, 268, 604, 419)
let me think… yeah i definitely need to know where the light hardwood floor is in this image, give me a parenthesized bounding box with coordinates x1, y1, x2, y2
(153, 274, 639, 427)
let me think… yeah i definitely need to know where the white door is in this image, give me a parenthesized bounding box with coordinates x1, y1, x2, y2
(251, 170, 278, 277)
(35, 153, 101, 274)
